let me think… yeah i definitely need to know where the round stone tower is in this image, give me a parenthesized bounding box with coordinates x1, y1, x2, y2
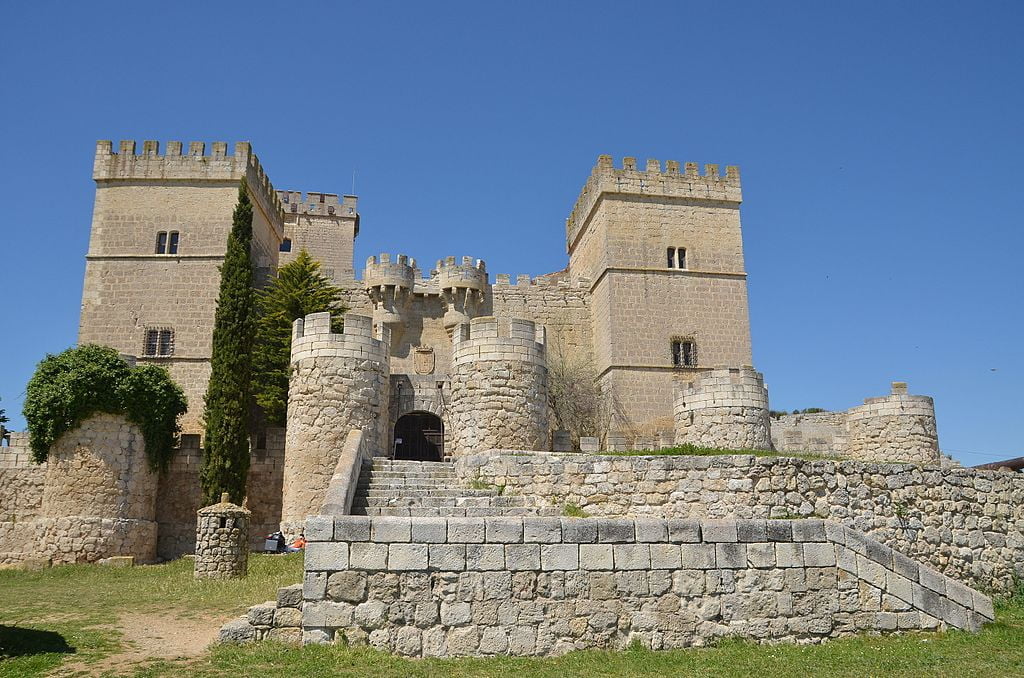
(673, 367, 771, 450)
(281, 312, 390, 535)
(363, 253, 416, 342)
(194, 493, 251, 579)
(436, 256, 487, 336)
(38, 413, 158, 564)
(449, 316, 549, 456)
(846, 382, 940, 464)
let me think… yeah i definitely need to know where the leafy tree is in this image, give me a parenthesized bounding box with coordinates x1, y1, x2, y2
(200, 180, 257, 505)
(22, 344, 186, 470)
(253, 249, 346, 426)
(0, 396, 9, 439)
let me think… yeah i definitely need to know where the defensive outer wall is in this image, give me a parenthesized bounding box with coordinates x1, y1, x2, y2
(455, 452, 1024, 593)
(222, 515, 994, 656)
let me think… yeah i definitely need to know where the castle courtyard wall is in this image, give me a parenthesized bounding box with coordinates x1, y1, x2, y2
(457, 452, 1024, 593)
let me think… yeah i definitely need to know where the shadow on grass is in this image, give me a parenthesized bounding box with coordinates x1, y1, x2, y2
(0, 625, 76, 658)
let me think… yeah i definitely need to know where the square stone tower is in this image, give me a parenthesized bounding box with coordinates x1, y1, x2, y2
(277, 191, 360, 282)
(79, 140, 286, 433)
(566, 156, 753, 438)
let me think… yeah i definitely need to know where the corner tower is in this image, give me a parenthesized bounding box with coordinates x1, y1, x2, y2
(277, 191, 359, 281)
(566, 155, 753, 440)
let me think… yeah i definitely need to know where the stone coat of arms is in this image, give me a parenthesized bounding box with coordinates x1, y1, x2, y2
(414, 346, 435, 375)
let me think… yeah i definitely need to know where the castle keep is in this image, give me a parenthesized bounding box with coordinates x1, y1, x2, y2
(5, 139, 1018, 656)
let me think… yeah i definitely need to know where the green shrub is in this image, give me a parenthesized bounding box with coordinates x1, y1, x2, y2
(563, 503, 589, 518)
(23, 344, 187, 471)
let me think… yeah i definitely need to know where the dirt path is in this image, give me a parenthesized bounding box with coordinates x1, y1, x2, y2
(53, 611, 222, 676)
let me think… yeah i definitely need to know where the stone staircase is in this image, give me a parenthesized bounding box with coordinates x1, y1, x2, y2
(351, 458, 555, 517)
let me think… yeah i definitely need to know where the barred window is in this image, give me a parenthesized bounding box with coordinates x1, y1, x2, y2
(671, 339, 696, 367)
(144, 328, 174, 357)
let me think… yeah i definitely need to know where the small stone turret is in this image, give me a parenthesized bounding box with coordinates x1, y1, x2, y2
(673, 367, 771, 450)
(363, 254, 417, 340)
(436, 256, 488, 335)
(281, 312, 390, 536)
(194, 493, 251, 579)
(846, 382, 940, 464)
(449, 317, 549, 456)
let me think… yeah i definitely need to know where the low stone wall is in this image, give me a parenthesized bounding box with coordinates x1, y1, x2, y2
(457, 452, 1024, 592)
(770, 412, 848, 457)
(284, 515, 991, 656)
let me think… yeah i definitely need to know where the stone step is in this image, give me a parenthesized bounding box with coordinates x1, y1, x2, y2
(370, 460, 454, 470)
(353, 496, 529, 509)
(353, 506, 557, 517)
(358, 474, 457, 484)
(361, 469, 456, 477)
(361, 489, 501, 498)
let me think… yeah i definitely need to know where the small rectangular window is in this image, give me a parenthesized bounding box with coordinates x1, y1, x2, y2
(280, 238, 292, 252)
(168, 231, 179, 254)
(155, 232, 168, 254)
(671, 339, 696, 367)
(144, 328, 174, 357)
(677, 247, 686, 269)
(667, 247, 675, 268)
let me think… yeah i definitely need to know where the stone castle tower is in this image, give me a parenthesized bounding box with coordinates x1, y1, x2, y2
(78, 140, 758, 456)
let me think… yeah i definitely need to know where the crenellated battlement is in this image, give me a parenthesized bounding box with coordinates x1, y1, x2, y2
(94, 140, 283, 226)
(278, 190, 358, 218)
(451, 316, 546, 367)
(363, 253, 418, 290)
(433, 256, 488, 291)
(566, 154, 742, 252)
(493, 273, 591, 290)
(291, 312, 390, 364)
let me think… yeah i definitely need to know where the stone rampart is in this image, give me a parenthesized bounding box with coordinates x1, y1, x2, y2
(456, 452, 1024, 592)
(278, 191, 357, 217)
(674, 367, 771, 450)
(291, 515, 991, 656)
(449, 317, 549, 456)
(282, 312, 390, 536)
(847, 383, 939, 464)
(0, 433, 46, 564)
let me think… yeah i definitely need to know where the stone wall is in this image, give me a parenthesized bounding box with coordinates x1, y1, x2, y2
(457, 452, 1024, 592)
(0, 433, 46, 564)
(282, 312, 390, 535)
(449, 317, 549, 456)
(156, 432, 285, 560)
(674, 367, 771, 450)
(292, 515, 991, 656)
(33, 414, 157, 564)
(770, 412, 848, 457)
(194, 495, 251, 579)
(278, 191, 359, 281)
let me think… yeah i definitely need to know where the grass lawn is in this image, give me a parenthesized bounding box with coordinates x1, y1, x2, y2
(1, 554, 1022, 677)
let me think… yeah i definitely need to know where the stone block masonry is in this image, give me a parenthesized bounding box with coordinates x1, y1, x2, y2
(448, 317, 550, 456)
(674, 366, 771, 450)
(458, 451, 1024, 592)
(195, 493, 251, 579)
(291, 515, 992, 656)
(282, 312, 390, 536)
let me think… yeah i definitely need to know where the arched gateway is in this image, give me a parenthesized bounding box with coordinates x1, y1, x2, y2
(393, 411, 444, 461)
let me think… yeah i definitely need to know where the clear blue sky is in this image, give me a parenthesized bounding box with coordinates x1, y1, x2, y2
(1, 2, 1021, 466)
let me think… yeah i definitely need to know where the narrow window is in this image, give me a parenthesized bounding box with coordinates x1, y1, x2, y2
(158, 329, 174, 356)
(155, 232, 168, 254)
(168, 231, 179, 254)
(671, 339, 697, 367)
(677, 247, 687, 269)
(280, 238, 292, 252)
(144, 329, 159, 356)
(667, 247, 675, 268)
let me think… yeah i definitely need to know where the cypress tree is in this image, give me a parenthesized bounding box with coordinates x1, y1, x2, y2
(200, 180, 256, 505)
(253, 249, 346, 427)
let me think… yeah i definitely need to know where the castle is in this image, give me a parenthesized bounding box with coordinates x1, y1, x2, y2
(7, 140, 1011, 655)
